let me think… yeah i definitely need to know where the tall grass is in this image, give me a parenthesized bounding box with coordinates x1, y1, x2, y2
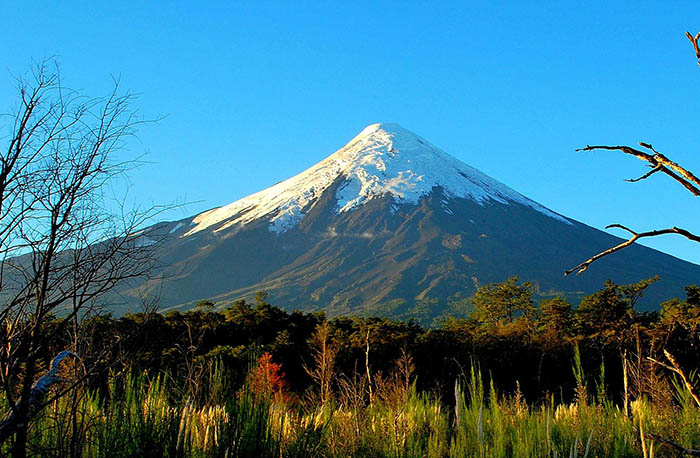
(9, 362, 700, 457)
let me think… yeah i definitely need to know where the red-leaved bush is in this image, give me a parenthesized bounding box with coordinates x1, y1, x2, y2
(247, 352, 289, 401)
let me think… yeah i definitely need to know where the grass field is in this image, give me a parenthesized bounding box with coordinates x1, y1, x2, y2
(12, 360, 700, 458)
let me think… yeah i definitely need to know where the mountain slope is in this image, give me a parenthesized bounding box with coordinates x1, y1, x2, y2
(121, 124, 700, 316)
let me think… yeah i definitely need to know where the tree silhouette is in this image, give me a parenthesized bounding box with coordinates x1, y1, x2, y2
(0, 60, 161, 456)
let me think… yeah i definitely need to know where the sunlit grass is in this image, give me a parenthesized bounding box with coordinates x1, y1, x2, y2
(9, 363, 700, 457)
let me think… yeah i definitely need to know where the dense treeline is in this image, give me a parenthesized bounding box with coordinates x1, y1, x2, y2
(38, 276, 700, 407)
(8, 276, 700, 456)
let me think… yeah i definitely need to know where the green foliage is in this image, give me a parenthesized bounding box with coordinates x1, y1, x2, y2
(195, 300, 216, 311)
(470, 276, 536, 339)
(661, 285, 700, 337)
(572, 345, 587, 404)
(10, 278, 700, 456)
(576, 277, 657, 347)
(21, 362, 697, 457)
(539, 297, 574, 340)
(450, 364, 641, 457)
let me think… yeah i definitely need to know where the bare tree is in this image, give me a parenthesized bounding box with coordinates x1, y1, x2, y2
(0, 60, 162, 457)
(565, 31, 700, 276)
(304, 322, 337, 404)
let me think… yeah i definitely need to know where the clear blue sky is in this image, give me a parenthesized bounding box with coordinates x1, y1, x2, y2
(3, 1, 700, 265)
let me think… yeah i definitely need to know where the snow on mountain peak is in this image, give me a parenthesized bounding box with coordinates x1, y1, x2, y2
(185, 123, 570, 236)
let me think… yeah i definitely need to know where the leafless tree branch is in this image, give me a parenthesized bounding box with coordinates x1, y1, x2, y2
(576, 143, 700, 196)
(566, 32, 700, 275)
(625, 165, 662, 183)
(565, 225, 700, 275)
(687, 31, 700, 67)
(0, 59, 164, 456)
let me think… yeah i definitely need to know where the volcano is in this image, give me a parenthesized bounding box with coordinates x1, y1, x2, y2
(124, 123, 700, 318)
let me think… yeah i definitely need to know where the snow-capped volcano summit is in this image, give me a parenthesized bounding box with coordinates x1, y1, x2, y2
(120, 123, 700, 320)
(186, 123, 568, 236)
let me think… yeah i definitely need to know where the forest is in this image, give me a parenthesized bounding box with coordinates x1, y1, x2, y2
(8, 276, 700, 456)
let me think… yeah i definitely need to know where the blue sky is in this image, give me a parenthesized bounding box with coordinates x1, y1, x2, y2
(2, 1, 700, 265)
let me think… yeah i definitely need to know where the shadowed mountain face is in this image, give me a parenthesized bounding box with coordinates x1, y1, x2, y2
(121, 124, 700, 316)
